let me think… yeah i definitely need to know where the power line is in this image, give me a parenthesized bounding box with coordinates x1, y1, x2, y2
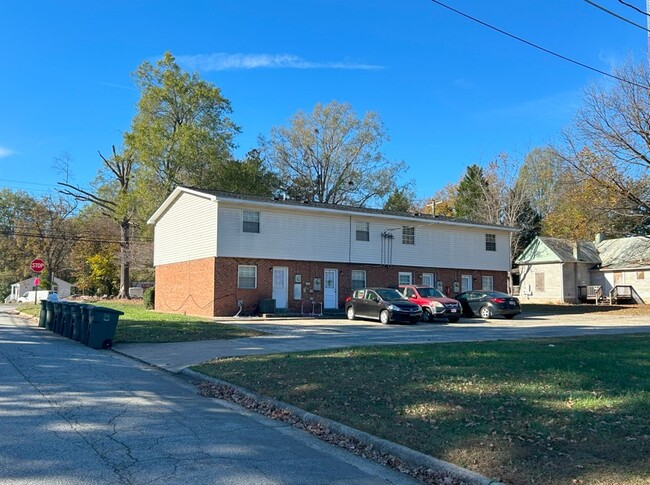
(584, 0, 649, 32)
(429, 0, 650, 90)
(617, 0, 649, 17)
(0, 230, 153, 245)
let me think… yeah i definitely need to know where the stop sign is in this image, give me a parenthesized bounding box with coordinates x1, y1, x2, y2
(31, 259, 45, 273)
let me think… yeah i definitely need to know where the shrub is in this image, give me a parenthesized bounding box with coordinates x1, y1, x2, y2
(143, 287, 155, 309)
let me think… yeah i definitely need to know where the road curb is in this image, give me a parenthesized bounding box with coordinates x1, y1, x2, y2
(181, 368, 504, 485)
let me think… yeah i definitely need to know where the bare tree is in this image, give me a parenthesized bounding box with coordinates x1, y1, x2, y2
(558, 61, 650, 230)
(59, 146, 136, 298)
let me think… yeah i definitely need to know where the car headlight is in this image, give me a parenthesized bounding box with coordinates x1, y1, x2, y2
(387, 304, 398, 311)
(432, 302, 444, 308)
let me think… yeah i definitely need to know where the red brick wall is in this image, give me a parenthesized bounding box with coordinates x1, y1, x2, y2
(154, 257, 216, 317)
(155, 257, 508, 317)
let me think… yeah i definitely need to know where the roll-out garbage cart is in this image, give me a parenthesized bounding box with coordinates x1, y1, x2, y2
(52, 301, 63, 334)
(60, 302, 74, 338)
(70, 303, 85, 341)
(79, 304, 91, 345)
(45, 301, 55, 331)
(39, 300, 47, 328)
(86, 306, 124, 349)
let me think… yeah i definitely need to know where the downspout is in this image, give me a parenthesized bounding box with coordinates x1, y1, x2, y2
(348, 216, 352, 263)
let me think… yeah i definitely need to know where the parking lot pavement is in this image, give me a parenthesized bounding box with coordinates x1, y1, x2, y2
(0, 311, 420, 485)
(113, 312, 650, 373)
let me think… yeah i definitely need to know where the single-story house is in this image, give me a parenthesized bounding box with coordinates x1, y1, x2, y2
(147, 188, 517, 317)
(7, 276, 73, 303)
(515, 235, 650, 303)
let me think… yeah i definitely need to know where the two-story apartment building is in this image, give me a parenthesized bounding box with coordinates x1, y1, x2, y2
(147, 187, 517, 317)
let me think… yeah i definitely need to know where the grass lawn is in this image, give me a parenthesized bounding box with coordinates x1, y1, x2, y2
(193, 334, 650, 485)
(18, 300, 264, 343)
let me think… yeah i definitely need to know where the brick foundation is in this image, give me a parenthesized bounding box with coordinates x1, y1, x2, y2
(155, 257, 508, 317)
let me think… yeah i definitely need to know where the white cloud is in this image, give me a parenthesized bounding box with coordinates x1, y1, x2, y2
(0, 146, 15, 158)
(176, 53, 383, 71)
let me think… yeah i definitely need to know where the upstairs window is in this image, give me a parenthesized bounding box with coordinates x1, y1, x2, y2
(243, 211, 260, 233)
(355, 221, 370, 241)
(485, 234, 496, 251)
(402, 226, 415, 245)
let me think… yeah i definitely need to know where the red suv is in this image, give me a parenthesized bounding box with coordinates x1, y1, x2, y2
(399, 285, 462, 323)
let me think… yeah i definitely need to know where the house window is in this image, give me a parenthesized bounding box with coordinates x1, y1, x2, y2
(422, 273, 434, 287)
(355, 221, 369, 241)
(482, 276, 494, 290)
(398, 272, 413, 285)
(402, 226, 415, 245)
(238, 265, 257, 289)
(351, 270, 366, 290)
(637, 271, 645, 280)
(243, 211, 260, 233)
(535, 272, 545, 292)
(485, 234, 496, 251)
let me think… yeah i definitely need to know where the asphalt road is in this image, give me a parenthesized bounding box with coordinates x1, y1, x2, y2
(0, 308, 420, 485)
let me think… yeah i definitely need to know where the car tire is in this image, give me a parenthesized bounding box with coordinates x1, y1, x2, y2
(379, 310, 390, 325)
(479, 306, 492, 319)
(503, 314, 516, 320)
(346, 306, 355, 320)
(448, 316, 460, 323)
(421, 308, 433, 322)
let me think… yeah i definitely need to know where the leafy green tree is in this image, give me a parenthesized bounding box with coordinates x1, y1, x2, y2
(126, 51, 240, 206)
(454, 164, 488, 221)
(383, 186, 416, 212)
(262, 101, 404, 207)
(216, 149, 281, 196)
(86, 250, 119, 296)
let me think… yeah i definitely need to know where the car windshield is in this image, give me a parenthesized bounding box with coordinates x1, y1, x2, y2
(417, 287, 444, 298)
(376, 289, 407, 301)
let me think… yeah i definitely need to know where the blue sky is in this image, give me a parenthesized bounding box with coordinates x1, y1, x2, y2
(1, 0, 646, 201)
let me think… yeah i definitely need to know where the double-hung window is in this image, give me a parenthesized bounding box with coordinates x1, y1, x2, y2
(351, 270, 367, 290)
(482, 276, 494, 290)
(402, 226, 415, 245)
(355, 221, 370, 241)
(485, 234, 496, 251)
(238, 265, 257, 289)
(243, 211, 260, 233)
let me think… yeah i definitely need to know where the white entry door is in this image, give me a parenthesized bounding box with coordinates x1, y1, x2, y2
(323, 269, 338, 309)
(461, 275, 473, 293)
(272, 267, 288, 309)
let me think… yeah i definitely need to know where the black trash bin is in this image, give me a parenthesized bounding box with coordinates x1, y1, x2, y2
(78, 304, 91, 345)
(38, 300, 47, 328)
(52, 301, 63, 334)
(86, 306, 124, 349)
(45, 300, 55, 331)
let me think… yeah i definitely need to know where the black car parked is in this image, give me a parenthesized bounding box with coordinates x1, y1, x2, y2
(345, 288, 422, 324)
(454, 290, 521, 319)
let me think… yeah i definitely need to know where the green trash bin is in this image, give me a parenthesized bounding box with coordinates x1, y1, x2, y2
(70, 303, 84, 341)
(60, 302, 73, 338)
(78, 304, 91, 345)
(38, 300, 47, 328)
(86, 306, 124, 349)
(52, 301, 63, 334)
(45, 301, 55, 331)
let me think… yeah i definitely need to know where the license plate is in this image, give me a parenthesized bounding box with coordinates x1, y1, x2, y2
(508, 301, 516, 306)
(449, 309, 457, 313)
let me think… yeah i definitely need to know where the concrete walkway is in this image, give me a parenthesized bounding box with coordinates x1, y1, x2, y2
(113, 312, 650, 372)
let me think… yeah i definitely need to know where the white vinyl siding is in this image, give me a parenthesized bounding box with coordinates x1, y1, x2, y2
(149, 195, 509, 273)
(153, 192, 217, 266)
